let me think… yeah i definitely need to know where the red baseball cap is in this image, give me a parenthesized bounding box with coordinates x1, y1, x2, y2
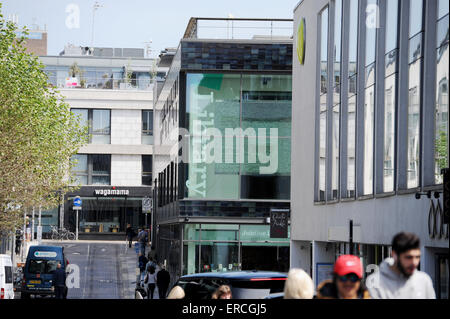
(334, 255, 363, 279)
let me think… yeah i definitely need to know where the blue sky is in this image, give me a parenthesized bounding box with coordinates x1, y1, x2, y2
(2, 0, 299, 57)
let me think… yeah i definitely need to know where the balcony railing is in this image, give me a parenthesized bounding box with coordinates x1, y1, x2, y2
(183, 17, 293, 41)
(47, 77, 156, 91)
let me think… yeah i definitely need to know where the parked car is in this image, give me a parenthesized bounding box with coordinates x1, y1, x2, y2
(21, 245, 69, 299)
(175, 271, 287, 299)
(0, 254, 15, 299)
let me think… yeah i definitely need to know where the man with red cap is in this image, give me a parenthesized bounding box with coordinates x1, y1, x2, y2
(316, 255, 370, 299)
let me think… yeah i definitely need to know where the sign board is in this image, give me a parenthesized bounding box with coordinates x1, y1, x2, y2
(142, 197, 152, 213)
(270, 209, 289, 238)
(65, 77, 79, 88)
(34, 251, 57, 258)
(73, 196, 82, 207)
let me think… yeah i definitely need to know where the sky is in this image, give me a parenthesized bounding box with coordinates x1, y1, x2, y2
(1, 0, 300, 57)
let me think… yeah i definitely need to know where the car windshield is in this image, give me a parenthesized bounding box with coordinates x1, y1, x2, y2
(28, 259, 59, 274)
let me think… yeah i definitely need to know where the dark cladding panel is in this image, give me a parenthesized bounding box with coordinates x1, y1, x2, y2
(181, 41, 293, 71)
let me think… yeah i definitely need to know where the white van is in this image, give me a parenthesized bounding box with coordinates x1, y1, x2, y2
(0, 254, 15, 299)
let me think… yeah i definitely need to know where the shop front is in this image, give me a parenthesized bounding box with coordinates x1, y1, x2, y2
(64, 186, 152, 235)
(158, 223, 290, 281)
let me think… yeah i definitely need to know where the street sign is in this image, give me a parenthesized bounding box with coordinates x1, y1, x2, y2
(142, 197, 152, 213)
(270, 209, 289, 239)
(73, 196, 82, 207)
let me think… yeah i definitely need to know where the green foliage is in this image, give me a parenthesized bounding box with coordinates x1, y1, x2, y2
(0, 5, 88, 233)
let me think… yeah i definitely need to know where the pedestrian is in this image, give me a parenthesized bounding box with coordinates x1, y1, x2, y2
(211, 285, 232, 299)
(316, 255, 370, 299)
(52, 263, 67, 299)
(167, 285, 185, 299)
(15, 229, 22, 255)
(125, 224, 135, 248)
(157, 265, 171, 299)
(138, 253, 148, 284)
(283, 268, 314, 299)
(137, 228, 148, 255)
(366, 232, 436, 299)
(144, 262, 157, 299)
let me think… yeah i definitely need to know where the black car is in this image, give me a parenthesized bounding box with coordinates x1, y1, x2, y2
(175, 271, 287, 299)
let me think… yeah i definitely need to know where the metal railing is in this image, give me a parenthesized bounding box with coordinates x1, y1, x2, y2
(49, 77, 156, 91)
(183, 17, 293, 40)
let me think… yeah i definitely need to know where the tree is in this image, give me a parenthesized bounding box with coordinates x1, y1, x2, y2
(0, 5, 88, 233)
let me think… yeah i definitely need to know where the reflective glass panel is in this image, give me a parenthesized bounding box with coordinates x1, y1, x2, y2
(242, 74, 292, 137)
(92, 154, 111, 175)
(409, 0, 423, 37)
(186, 73, 240, 136)
(437, 15, 449, 49)
(92, 109, 110, 134)
(320, 8, 329, 94)
(438, 0, 450, 19)
(331, 102, 340, 199)
(319, 94, 327, 201)
(348, 0, 358, 77)
(435, 44, 449, 184)
(334, 0, 342, 88)
(385, 0, 399, 53)
(384, 74, 396, 192)
(365, 0, 377, 66)
(385, 49, 398, 77)
(407, 60, 421, 188)
(347, 95, 356, 197)
(409, 33, 422, 63)
(72, 154, 88, 173)
(364, 86, 375, 195)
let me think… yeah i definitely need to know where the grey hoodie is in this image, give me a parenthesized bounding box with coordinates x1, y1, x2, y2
(366, 258, 436, 299)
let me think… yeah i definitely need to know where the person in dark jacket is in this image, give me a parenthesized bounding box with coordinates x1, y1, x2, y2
(156, 265, 171, 299)
(125, 224, 135, 248)
(316, 255, 370, 299)
(52, 263, 67, 299)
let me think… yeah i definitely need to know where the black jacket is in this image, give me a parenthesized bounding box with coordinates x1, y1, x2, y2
(157, 269, 170, 288)
(126, 227, 135, 239)
(52, 268, 66, 287)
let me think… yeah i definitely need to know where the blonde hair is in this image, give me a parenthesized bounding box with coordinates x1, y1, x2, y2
(211, 285, 232, 299)
(283, 268, 314, 299)
(167, 286, 185, 299)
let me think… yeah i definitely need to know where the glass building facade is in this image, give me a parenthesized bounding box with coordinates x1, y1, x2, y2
(154, 36, 293, 281)
(314, 0, 449, 202)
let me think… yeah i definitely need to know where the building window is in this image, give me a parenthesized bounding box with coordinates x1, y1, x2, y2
(435, 0, 449, 184)
(363, 0, 378, 195)
(91, 110, 111, 144)
(142, 155, 153, 186)
(345, 0, 358, 198)
(331, 0, 342, 200)
(316, 6, 329, 202)
(185, 72, 292, 201)
(71, 109, 111, 144)
(71, 154, 111, 185)
(383, 0, 399, 193)
(71, 154, 88, 185)
(406, 0, 424, 189)
(142, 110, 154, 144)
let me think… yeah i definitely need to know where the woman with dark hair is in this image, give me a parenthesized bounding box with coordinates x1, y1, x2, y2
(316, 255, 370, 299)
(211, 285, 232, 299)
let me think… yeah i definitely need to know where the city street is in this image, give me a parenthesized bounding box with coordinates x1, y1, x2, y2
(16, 241, 138, 299)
